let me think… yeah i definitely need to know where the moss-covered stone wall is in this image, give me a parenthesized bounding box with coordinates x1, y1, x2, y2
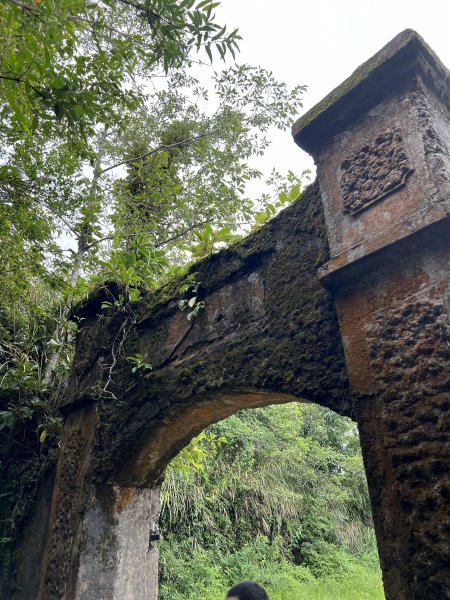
(30, 179, 353, 600)
(65, 179, 350, 487)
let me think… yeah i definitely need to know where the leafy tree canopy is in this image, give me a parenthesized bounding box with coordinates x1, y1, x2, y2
(0, 0, 240, 136)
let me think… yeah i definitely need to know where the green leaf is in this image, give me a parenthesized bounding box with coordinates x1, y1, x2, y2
(289, 182, 301, 200)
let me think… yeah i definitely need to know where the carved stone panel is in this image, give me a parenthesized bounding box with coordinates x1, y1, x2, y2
(340, 128, 414, 215)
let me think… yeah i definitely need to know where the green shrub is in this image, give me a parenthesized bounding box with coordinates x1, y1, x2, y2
(158, 535, 384, 600)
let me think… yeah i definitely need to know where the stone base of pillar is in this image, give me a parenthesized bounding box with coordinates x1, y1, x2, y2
(72, 485, 161, 600)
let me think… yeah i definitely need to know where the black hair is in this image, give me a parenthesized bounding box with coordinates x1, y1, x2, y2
(226, 581, 269, 600)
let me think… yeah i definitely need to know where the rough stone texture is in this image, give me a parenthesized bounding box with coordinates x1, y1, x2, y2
(2, 468, 56, 600)
(38, 408, 97, 600)
(335, 226, 450, 599)
(292, 29, 450, 155)
(309, 79, 449, 279)
(295, 28, 450, 600)
(294, 30, 450, 282)
(412, 85, 450, 187)
(72, 486, 160, 600)
(62, 180, 350, 489)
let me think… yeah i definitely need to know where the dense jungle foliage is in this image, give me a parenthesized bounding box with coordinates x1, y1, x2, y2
(159, 403, 384, 599)
(1, 1, 383, 597)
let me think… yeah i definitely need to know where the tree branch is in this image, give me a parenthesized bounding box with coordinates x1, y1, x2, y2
(7, 0, 42, 14)
(84, 220, 215, 252)
(0, 74, 24, 82)
(7, 0, 171, 29)
(0, 73, 50, 102)
(100, 128, 222, 175)
(115, 0, 173, 26)
(69, 15, 156, 51)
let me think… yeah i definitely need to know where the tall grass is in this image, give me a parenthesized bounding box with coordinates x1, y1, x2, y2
(159, 536, 385, 600)
(267, 565, 384, 600)
(160, 560, 384, 600)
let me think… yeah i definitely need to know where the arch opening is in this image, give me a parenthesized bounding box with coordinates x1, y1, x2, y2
(114, 387, 304, 488)
(156, 395, 384, 600)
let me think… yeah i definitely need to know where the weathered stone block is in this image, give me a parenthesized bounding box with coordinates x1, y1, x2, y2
(293, 29, 450, 279)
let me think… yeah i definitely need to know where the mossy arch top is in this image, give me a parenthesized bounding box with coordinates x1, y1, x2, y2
(9, 29, 450, 600)
(33, 180, 353, 600)
(65, 180, 351, 488)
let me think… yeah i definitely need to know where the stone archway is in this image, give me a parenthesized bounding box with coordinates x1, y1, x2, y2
(10, 29, 450, 600)
(38, 178, 354, 600)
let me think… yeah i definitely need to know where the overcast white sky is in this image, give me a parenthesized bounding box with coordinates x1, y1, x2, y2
(211, 0, 450, 182)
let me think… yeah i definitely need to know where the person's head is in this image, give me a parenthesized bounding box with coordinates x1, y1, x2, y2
(225, 581, 269, 600)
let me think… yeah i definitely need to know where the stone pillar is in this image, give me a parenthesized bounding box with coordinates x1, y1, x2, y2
(37, 406, 161, 600)
(72, 485, 160, 600)
(293, 30, 450, 599)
